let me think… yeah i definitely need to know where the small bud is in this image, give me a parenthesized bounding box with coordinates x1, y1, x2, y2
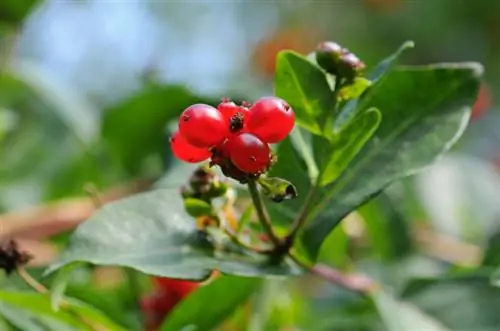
(315, 41, 365, 80)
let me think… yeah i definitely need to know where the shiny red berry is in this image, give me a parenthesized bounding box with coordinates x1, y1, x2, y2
(170, 131, 211, 163)
(246, 97, 295, 143)
(179, 104, 227, 147)
(217, 100, 248, 133)
(227, 133, 271, 174)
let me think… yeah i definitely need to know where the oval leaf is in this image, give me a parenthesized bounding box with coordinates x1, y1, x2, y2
(275, 51, 333, 135)
(47, 189, 301, 279)
(301, 63, 483, 260)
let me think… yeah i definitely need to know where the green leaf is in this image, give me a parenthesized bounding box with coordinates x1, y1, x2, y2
(0, 0, 40, 24)
(183, 198, 213, 218)
(368, 40, 415, 83)
(161, 276, 261, 331)
(300, 63, 482, 260)
(491, 268, 500, 288)
(0, 290, 126, 331)
(102, 85, 215, 175)
(318, 107, 381, 186)
(0, 291, 83, 329)
(275, 51, 333, 135)
(358, 191, 412, 261)
(401, 272, 500, 330)
(336, 41, 414, 130)
(64, 297, 127, 331)
(482, 230, 500, 267)
(338, 77, 372, 101)
(47, 189, 301, 279)
(257, 177, 298, 203)
(373, 289, 450, 331)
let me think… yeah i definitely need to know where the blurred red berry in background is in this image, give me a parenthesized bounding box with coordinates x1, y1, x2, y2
(471, 84, 492, 121)
(140, 277, 200, 331)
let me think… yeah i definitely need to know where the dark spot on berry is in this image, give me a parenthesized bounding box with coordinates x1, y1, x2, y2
(283, 103, 291, 111)
(249, 156, 257, 162)
(182, 114, 190, 121)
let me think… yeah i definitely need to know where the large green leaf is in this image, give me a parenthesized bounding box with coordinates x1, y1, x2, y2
(47, 189, 301, 278)
(318, 107, 381, 186)
(102, 84, 215, 175)
(275, 51, 333, 135)
(161, 276, 261, 331)
(373, 289, 450, 331)
(300, 63, 482, 260)
(401, 273, 500, 330)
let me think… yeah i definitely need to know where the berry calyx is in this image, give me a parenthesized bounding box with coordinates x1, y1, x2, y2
(227, 132, 271, 174)
(217, 100, 248, 134)
(170, 131, 211, 163)
(246, 97, 295, 144)
(179, 104, 227, 148)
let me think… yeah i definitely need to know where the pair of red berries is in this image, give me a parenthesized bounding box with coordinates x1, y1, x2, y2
(170, 96, 295, 174)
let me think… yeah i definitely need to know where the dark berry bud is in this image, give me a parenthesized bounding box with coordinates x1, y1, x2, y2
(315, 41, 365, 80)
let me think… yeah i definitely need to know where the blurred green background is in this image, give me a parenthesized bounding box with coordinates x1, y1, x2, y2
(1, 0, 500, 330)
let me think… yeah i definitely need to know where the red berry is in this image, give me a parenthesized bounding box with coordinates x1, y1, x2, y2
(153, 277, 199, 299)
(227, 133, 271, 174)
(247, 97, 295, 143)
(170, 131, 211, 163)
(217, 100, 248, 133)
(179, 104, 227, 147)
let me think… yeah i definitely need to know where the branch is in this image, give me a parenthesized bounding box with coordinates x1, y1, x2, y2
(0, 179, 153, 240)
(290, 254, 379, 295)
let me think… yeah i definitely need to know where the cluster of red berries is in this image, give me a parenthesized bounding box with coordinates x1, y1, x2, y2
(170, 96, 295, 176)
(140, 277, 199, 331)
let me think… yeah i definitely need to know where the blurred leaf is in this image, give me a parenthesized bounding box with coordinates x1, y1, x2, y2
(161, 276, 261, 331)
(257, 177, 297, 203)
(0, 0, 40, 25)
(482, 230, 500, 267)
(50, 264, 79, 312)
(318, 107, 381, 186)
(300, 63, 482, 261)
(373, 289, 449, 331)
(0, 303, 77, 331)
(401, 272, 500, 330)
(0, 291, 83, 329)
(102, 84, 214, 175)
(359, 192, 412, 261)
(47, 189, 301, 279)
(64, 297, 127, 331)
(275, 51, 333, 135)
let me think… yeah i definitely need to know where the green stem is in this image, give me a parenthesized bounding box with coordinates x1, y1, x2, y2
(286, 183, 318, 241)
(247, 179, 281, 246)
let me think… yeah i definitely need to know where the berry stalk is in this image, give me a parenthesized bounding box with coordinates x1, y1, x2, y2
(247, 179, 281, 247)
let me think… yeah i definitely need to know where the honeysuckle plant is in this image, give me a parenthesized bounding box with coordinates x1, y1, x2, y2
(1, 39, 488, 330)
